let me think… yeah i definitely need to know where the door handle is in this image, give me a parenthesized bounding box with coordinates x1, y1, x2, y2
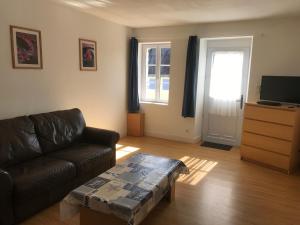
(240, 94, 244, 110)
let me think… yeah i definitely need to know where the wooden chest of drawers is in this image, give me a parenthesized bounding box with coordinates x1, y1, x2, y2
(241, 103, 300, 173)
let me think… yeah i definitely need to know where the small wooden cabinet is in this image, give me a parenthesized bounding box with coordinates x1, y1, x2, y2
(241, 103, 300, 173)
(127, 113, 145, 137)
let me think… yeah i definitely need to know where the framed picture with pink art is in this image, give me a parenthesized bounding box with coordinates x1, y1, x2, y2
(10, 25, 43, 69)
(79, 38, 97, 71)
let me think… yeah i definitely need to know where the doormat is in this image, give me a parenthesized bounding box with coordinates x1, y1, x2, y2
(201, 141, 232, 151)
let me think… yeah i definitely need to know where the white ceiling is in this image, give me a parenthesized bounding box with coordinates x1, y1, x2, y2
(53, 0, 300, 27)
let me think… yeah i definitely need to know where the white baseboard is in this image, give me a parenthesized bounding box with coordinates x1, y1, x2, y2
(145, 131, 201, 144)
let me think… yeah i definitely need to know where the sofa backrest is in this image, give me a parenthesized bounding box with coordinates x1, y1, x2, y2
(0, 116, 42, 168)
(29, 108, 86, 153)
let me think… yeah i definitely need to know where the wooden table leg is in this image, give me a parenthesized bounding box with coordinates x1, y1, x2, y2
(80, 207, 127, 225)
(165, 184, 175, 203)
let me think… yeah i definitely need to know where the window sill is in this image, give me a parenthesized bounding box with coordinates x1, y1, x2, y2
(140, 101, 168, 106)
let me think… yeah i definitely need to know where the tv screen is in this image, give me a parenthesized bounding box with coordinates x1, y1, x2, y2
(260, 76, 300, 104)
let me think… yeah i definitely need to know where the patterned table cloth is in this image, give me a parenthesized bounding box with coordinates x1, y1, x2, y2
(61, 153, 189, 225)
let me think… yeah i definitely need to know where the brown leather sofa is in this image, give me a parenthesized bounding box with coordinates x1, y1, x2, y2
(0, 109, 120, 225)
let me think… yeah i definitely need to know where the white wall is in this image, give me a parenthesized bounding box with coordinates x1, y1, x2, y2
(0, 0, 132, 136)
(133, 17, 300, 142)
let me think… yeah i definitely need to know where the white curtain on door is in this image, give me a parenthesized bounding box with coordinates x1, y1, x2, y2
(209, 51, 244, 117)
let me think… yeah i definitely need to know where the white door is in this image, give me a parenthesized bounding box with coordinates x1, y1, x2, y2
(202, 41, 251, 146)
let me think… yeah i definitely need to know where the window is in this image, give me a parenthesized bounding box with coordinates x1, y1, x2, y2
(140, 43, 171, 103)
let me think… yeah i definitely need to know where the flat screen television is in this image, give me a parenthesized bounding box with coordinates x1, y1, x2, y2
(260, 76, 300, 105)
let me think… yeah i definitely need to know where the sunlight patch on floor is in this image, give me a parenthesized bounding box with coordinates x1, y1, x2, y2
(116, 144, 124, 150)
(178, 156, 218, 185)
(116, 146, 140, 160)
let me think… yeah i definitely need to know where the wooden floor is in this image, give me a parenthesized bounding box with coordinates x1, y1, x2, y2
(21, 136, 300, 225)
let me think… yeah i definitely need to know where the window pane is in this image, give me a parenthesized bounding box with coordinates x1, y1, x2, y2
(160, 66, 170, 76)
(161, 48, 170, 64)
(146, 77, 156, 100)
(148, 48, 156, 64)
(148, 66, 156, 75)
(160, 77, 169, 101)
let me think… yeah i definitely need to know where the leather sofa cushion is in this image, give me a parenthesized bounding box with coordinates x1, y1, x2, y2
(30, 108, 86, 153)
(48, 143, 113, 179)
(0, 116, 42, 168)
(6, 157, 76, 204)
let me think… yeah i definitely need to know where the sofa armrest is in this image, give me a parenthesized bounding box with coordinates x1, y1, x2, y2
(83, 127, 120, 149)
(0, 169, 14, 225)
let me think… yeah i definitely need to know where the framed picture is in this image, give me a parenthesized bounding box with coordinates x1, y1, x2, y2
(10, 25, 43, 69)
(79, 38, 97, 71)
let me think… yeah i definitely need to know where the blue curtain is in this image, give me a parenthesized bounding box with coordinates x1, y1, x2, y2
(182, 36, 199, 118)
(128, 37, 140, 113)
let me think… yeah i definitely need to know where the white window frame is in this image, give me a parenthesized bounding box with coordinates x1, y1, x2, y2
(139, 42, 171, 104)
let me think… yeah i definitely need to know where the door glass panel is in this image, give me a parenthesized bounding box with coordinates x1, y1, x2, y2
(208, 51, 244, 117)
(209, 51, 244, 101)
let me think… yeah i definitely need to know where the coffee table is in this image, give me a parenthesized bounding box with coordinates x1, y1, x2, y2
(61, 153, 189, 225)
